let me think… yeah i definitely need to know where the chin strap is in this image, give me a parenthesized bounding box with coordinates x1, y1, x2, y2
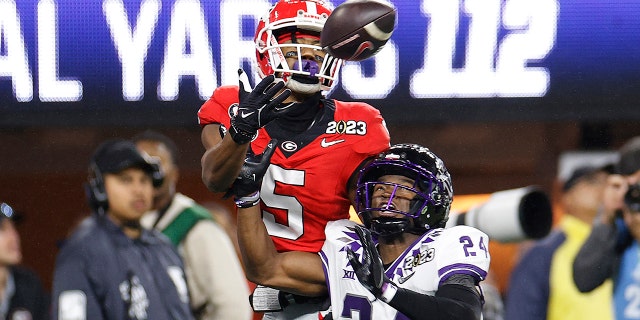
(285, 78, 322, 95)
(370, 217, 410, 236)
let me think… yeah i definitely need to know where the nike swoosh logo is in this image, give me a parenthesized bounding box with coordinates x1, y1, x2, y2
(241, 111, 255, 118)
(398, 272, 415, 284)
(321, 138, 345, 148)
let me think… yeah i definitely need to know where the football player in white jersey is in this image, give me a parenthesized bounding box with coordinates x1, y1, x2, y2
(233, 142, 490, 320)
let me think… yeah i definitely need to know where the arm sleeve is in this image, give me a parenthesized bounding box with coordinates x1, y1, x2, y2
(183, 221, 252, 320)
(573, 221, 619, 292)
(51, 247, 104, 320)
(386, 274, 482, 320)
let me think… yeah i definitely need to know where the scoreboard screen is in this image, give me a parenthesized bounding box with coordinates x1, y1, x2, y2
(1, 0, 639, 126)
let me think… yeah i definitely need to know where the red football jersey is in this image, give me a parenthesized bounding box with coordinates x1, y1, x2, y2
(198, 86, 390, 252)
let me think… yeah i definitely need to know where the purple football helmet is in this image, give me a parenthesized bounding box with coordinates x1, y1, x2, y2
(355, 143, 453, 236)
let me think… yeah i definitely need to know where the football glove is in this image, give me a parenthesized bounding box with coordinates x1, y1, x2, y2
(229, 69, 292, 145)
(228, 139, 278, 208)
(346, 225, 398, 302)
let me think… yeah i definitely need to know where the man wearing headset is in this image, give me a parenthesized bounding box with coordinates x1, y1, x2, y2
(51, 139, 194, 320)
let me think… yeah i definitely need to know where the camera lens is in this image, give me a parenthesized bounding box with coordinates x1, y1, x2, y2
(624, 184, 640, 212)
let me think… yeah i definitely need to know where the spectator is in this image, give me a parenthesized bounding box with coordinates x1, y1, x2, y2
(233, 142, 490, 319)
(51, 139, 194, 320)
(574, 136, 640, 320)
(197, 0, 390, 317)
(201, 201, 242, 258)
(506, 165, 613, 319)
(133, 130, 251, 320)
(0, 202, 49, 320)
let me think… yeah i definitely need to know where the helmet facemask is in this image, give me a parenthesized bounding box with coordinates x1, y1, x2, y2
(254, 0, 343, 93)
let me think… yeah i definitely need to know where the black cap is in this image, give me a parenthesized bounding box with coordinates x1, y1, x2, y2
(91, 139, 163, 186)
(562, 166, 604, 192)
(617, 136, 640, 176)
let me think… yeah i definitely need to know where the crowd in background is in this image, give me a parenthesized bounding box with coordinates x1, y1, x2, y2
(2, 0, 640, 318)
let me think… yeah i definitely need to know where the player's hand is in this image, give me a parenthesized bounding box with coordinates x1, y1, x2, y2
(346, 225, 395, 300)
(229, 69, 292, 145)
(228, 139, 278, 208)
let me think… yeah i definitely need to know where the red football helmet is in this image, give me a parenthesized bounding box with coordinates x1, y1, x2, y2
(254, 0, 343, 92)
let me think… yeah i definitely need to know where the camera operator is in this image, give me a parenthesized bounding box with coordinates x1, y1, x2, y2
(573, 136, 640, 319)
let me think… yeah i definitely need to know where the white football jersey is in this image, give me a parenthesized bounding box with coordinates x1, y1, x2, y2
(319, 220, 490, 320)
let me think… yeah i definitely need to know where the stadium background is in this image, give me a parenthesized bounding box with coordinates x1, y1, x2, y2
(1, 0, 640, 296)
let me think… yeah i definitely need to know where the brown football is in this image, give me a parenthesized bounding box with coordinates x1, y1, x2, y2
(321, 0, 396, 61)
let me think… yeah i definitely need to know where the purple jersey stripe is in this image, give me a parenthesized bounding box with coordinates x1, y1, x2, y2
(438, 263, 488, 285)
(319, 250, 332, 293)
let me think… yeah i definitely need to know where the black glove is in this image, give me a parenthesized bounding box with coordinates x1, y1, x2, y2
(229, 69, 292, 145)
(227, 139, 278, 207)
(346, 225, 398, 302)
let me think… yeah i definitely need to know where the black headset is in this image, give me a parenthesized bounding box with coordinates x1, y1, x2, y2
(85, 160, 164, 215)
(86, 162, 108, 215)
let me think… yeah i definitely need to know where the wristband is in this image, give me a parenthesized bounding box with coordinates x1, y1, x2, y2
(234, 191, 261, 208)
(250, 285, 286, 312)
(229, 124, 257, 145)
(380, 281, 398, 303)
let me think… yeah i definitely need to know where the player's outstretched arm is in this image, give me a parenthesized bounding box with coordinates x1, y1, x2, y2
(230, 140, 327, 296)
(237, 204, 327, 296)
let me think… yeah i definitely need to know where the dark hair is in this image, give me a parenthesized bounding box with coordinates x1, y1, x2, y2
(617, 136, 640, 176)
(562, 166, 600, 192)
(131, 130, 180, 165)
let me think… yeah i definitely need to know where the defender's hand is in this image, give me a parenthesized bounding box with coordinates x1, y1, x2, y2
(229, 70, 291, 145)
(347, 225, 397, 301)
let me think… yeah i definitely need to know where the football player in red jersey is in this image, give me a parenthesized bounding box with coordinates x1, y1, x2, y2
(198, 0, 390, 318)
(232, 143, 489, 320)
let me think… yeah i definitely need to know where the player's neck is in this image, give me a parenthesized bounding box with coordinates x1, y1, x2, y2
(274, 92, 322, 132)
(377, 233, 420, 264)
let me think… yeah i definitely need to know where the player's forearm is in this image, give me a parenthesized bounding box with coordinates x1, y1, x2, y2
(200, 125, 249, 192)
(237, 205, 281, 284)
(236, 206, 327, 296)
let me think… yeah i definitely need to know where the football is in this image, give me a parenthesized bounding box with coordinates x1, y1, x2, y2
(320, 0, 397, 61)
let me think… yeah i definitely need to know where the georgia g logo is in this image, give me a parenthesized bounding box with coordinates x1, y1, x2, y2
(281, 141, 298, 152)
